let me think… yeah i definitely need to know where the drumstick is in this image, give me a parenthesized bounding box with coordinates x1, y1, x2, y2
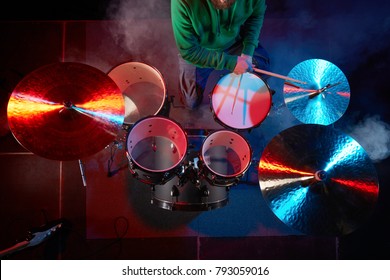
(231, 74, 243, 114)
(253, 67, 307, 85)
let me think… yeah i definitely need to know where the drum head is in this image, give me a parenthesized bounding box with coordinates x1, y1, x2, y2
(108, 62, 166, 124)
(211, 72, 271, 130)
(126, 116, 187, 173)
(201, 130, 251, 179)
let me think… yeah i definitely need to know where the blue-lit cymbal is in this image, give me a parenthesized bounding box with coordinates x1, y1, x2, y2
(283, 59, 350, 125)
(258, 124, 379, 236)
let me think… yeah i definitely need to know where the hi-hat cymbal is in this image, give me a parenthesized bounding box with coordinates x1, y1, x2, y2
(7, 62, 125, 161)
(258, 124, 379, 236)
(283, 59, 350, 125)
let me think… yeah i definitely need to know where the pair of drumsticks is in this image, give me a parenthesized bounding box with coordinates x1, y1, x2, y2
(231, 67, 307, 114)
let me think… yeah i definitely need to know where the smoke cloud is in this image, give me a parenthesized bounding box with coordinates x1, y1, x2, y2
(104, 0, 172, 63)
(346, 115, 390, 163)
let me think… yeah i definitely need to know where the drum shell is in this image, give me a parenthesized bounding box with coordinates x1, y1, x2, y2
(125, 116, 188, 185)
(151, 176, 229, 211)
(199, 130, 252, 187)
(107, 61, 170, 126)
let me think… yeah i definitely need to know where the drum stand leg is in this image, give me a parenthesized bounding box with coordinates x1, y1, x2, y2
(78, 159, 87, 187)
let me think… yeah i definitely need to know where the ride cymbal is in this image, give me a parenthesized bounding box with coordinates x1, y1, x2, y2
(258, 124, 379, 236)
(7, 62, 125, 161)
(283, 59, 350, 125)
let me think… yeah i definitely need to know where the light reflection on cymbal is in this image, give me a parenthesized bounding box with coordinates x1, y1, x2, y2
(258, 124, 379, 236)
(7, 62, 125, 161)
(283, 59, 350, 125)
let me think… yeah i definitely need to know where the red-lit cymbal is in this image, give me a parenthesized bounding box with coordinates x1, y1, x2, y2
(258, 124, 379, 236)
(7, 62, 125, 161)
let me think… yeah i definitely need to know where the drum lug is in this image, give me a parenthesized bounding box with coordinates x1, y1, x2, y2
(126, 159, 139, 179)
(129, 169, 138, 178)
(233, 177, 241, 186)
(170, 185, 180, 197)
(200, 185, 210, 197)
(163, 171, 171, 179)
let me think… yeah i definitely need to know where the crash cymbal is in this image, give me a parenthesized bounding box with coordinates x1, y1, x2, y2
(7, 62, 125, 161)
(283, 59, 350, 125)
(258, 124, 379, 236)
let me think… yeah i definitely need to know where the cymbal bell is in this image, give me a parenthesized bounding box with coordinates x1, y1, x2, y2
(283, 59, 350, 126)
(7, 62, 125, 161)
(258, 124, 379, 236)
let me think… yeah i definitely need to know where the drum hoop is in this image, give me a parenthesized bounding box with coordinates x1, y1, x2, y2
(210, 72, 272, 130)
(125, 115, 188, 173)
(107, 61, 168, 123)
(199, 129, 252, 178)
(151, 197, 229, 211)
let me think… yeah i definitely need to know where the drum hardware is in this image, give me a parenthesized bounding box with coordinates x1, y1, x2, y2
(78, 159, 87, 187)
(283, 59, 350, 126)
(199, 185, 210, 197)
(104, 136, 129, 178)
(308, 82, 342, 99)
(169, 161, 208, 202)
(149, 131, 234, 211)
(258, 124, 379, 236)
(177, 160, 201, 187)
(170, 185, 180, 198)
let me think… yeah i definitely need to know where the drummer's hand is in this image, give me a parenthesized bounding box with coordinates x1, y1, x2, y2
(233, 56, 252, 75)
(241, 54, 252, 65)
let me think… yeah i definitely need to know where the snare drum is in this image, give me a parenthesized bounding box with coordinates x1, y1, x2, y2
(211, 72, 272, 130)
(199, 130, 252, 187)
(108, 62, 169, 125)
(151, 176, 229, 211)
(126, 116, 188, 185)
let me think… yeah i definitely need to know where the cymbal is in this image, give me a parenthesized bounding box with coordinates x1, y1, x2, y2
(258, 124, 379, 236)
(7, 62, 125, 161)
(283, 59, 350, 125)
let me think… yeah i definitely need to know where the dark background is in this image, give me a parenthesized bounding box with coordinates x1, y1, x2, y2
(0, 0, 389, 260)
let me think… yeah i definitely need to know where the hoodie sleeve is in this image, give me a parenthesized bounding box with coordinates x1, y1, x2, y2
(171, 0, 237, 71)
(241, 0, 267, 56)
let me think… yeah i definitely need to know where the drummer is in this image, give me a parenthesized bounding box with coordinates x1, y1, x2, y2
(171, 0, 270, 109)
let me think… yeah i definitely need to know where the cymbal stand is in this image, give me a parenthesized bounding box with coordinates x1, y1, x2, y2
(78, 159, 87, 187)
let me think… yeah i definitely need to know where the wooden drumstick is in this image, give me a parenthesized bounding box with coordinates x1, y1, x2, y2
(231, 74, 243, 114)
(253, 67, 307, 85)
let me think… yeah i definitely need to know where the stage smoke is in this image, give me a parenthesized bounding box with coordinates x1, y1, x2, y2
(346, 115, 390, 163)
(104, 0, 171, 63)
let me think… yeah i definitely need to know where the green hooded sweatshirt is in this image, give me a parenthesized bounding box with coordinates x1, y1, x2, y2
(171, 0, 267, 71)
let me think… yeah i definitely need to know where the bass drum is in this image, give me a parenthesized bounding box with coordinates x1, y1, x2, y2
(210, 72, 272, 130)
(108, 61, 170, 126)
(151, 176, 229, 211)
(126, 116, 187, 185)
(199, 130, 252, 187)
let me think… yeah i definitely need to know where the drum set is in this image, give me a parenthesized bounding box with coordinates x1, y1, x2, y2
(5, 58, 380, 235)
